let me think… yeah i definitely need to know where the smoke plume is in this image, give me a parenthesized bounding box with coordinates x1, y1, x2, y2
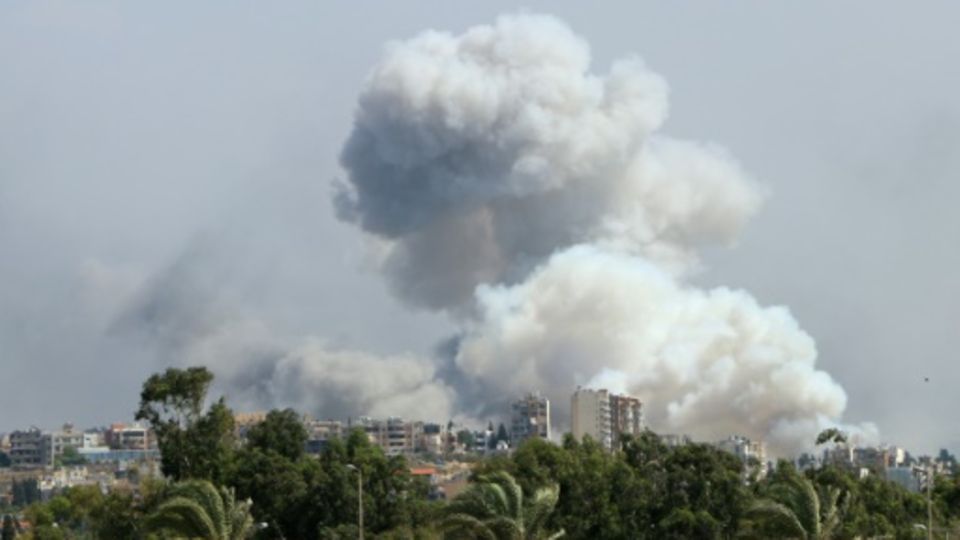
(335, 13, 873, 454)
(337, 14, 760, 311)
(112, 13, 872, 455)
(113, 242, 456, 422)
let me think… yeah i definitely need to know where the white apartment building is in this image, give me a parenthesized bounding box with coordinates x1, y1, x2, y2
(571, 388, 644, 450)
(571, 388, 612, 448)
(510, 392, 550, 445)
(716, 435, 768, 479)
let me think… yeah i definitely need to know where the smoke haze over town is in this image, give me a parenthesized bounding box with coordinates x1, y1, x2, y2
(2, 1, 959, 457)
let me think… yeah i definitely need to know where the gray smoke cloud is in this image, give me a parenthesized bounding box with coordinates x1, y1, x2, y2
(113, 241, 456, 422)
(337, 14, 760, 311)
(336, 13, 874, 454)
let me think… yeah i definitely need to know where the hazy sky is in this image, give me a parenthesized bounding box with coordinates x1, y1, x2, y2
(1, 1, 958, 454)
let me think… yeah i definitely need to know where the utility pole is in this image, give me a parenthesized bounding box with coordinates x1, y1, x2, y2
(927, 465, 933, 540)
(348, 464, 364, 540)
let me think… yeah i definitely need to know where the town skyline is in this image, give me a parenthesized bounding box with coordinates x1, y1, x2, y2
(2, 1, 959, 457)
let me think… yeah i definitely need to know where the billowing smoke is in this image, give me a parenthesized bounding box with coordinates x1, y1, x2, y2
(110, 13, 872, 455)
(337, 14, 760, 311)
(454, 246, 875, 455)
(336, 13, 874, 454)
(113, 242, 455, 422)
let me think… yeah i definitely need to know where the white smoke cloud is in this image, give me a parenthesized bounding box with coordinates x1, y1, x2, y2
(453, 246, 874, 455)
(334, 13, 870, 454)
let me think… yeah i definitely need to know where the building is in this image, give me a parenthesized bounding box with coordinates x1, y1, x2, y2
(571, 388, 612, 448)
(886, 466, 921, 493)
(305, 419, 343, 454)
(854, 447, 890, 474)
(609, 394, 643, 445)
(419, 423, 445, 455)
(715, 435, 768, 480)
(887, 446, 907, 468)
(354, 417, 424, 456)
(661, 434, 692, 448)
(571, 388, 643, 450)
(106, 423, 153, 451)
(9, 428, 45, 468)
(44, 424, 85, 465)
(234, 411, 269, 440)
(510, 392, 550, 444)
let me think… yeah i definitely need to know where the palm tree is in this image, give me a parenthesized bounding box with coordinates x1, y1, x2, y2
(815, 428, 847, 447)
(146, 479, 254, 539)
(439, 471, 564, 540)
(745, 474, 843, 539)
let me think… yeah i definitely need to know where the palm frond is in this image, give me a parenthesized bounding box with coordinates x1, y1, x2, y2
(439, 512, 497, 540)
(746, 499, 807, 539)
(524, 485, 560, 536)
(485, 472, 523, 522)
(147, 496, 220, 539)
(484, 516, 524, 540)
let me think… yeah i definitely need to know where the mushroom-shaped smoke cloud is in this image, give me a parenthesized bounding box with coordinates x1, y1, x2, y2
(336, 13, 875, 454)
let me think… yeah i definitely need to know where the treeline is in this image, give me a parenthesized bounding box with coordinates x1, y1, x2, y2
(8, 367, 960, 539)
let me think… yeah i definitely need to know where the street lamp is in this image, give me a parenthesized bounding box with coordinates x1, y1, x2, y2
(346, 464, 364, 540)
(258, 521, 286, 540)
(913, 465, 933, 540)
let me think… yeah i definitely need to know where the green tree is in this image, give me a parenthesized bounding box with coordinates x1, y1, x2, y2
(439, 471, 564, 540)
(146, 479, 254, 540)
(230, 445, 310, 538)
(1, 514, 15, 540)
(656, 442, 747, 537)
(244, 408, 307, 462)
(301, 429, 434, 538)
(497, 424, 510, 446)
(11, 479, 40, 507)
(815, 428, 847, 446)
(457, 430, 476, 450)
(54, 446, 87, 468)
(24, 503, 62, 540)
(135, 366, 236, 483)
(0, 452, 10, 468)
(89, 488, 147, 539)
(745, 470, 842, 539)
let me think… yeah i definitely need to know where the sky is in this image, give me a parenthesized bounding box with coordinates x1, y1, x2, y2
(1, 1, 958, 455)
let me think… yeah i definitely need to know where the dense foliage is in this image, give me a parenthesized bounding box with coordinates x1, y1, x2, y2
(10, 367, 960, 539)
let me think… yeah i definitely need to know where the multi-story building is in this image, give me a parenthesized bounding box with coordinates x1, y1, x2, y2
(886, 466, 921, 492)
(305, 419, 343, 454)
(234, 411, 269, 440)
(571, 388, 643, 450)
(45, 424, 85, 462)
(571, 388, 612, 448)
(10, 428, 45, 468)
(715, 435, 768, 480)
(609, 394, 643, 445)
(106, 423, 154, 450)
(510, 392, 550, 445)
(661, 434, 692, 448)
(854, 447, 890, 474)
(355, 417, 424, 456)
(419, 423, 445, 455)
(887, 446, 907, 468)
